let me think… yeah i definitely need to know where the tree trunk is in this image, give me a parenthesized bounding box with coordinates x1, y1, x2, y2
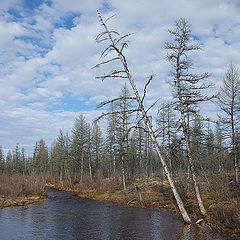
(121, 154, 126, 190)
(231, 109, 239, 184)
(64, 164, 73, 188)
(113, 153, 116, 181)
(97, 13, 191, 223)
(89, 156, 92, 181)
(81, 151, 84, 185)
(181, 110, 207, 216)
(118, 56, 191, 222)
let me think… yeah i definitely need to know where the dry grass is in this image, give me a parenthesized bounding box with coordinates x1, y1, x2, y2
(204, 173, 240, 238)
(171, 172, 240, 238)
(0, 174, 46, 208)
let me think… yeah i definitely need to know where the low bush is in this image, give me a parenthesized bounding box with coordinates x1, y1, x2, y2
(0, 174, 45, 197)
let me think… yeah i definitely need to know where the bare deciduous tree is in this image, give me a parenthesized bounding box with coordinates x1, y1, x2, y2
(217, 62, 240, 184)
(94, 12, 191, 223)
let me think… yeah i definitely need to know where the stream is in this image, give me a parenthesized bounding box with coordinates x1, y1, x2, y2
(0, 188, 234, 240)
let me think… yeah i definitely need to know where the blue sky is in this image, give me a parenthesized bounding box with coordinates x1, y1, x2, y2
(0, 0, 240, 154)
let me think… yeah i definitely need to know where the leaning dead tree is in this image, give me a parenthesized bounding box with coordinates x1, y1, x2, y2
(94, 11, 191, 223)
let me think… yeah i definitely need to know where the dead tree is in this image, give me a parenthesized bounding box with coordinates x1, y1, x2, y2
(165, 18, 214, 217)
(217, 62, 240, 184)
(94, 12, 191, 223)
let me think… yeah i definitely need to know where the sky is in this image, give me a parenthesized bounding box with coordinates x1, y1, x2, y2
(0, 0, 240, 155)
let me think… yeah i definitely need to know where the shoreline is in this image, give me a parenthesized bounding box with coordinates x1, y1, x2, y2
(45, 181, 239, 239)
(1, 179, 239, 239)
(0, 195, 45, 208)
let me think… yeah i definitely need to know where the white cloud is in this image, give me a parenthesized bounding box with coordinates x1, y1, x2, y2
(0, 0, 240, 153)
(51, 0, 105, 15)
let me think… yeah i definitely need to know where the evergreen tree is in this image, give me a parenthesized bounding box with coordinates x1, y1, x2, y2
(71, 114, 89, 184)
(91, 122, 103, 176)
(0, 146, 4, 173)
(5, 150, 13, 174)
(12, 144, 21, 174)
(32, 140, 48, 175)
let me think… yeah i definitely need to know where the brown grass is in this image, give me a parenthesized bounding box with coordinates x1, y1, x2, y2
(204, 173, 240, 238)
(0, 174, 46, 208)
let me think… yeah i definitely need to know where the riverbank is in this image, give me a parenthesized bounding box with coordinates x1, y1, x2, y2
(0, 174, 239, 238)
(47, 175, 240, 239)
(0, 174, 46, 208)
(0, 195, 45, 208)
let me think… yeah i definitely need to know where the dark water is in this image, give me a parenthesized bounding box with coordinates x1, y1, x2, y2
(0, 188, 234, 240)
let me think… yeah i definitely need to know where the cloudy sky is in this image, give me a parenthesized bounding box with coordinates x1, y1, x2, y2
(0, 0, 240, 154)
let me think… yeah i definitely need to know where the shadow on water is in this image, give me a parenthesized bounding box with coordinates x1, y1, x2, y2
(0, 188, 234, 240)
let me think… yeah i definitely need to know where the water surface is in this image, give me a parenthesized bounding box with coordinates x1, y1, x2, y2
(0, 188, 234, 240)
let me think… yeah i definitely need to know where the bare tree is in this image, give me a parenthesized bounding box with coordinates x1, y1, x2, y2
(165, 18, 213, 217)
(217, 62, 240, 183)
(157, 103, 177, 177)
(96, 84, 135, 190)
(94, 12, 191, 223)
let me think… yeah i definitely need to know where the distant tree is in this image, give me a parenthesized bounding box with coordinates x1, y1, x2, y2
(127, 130, 138, 179)
(217, 62, 240, 183)
(96, 84, 134, 189)
(91, 122, 103, 177)
(20, 147, 26, 174)
(215, 122, 226, 172)
(32, 139, 48, 175)
(54, 130, 70, 183)
(105, 102, 118, 178)
(12, 144, 21, 173)
(0, 146, 4, 173)
(5, 150, 13, 174)
(204, 119, 216, 170)
(157, 103, 177, 176)
(135, 121, 145, 176)
(115, 84, 133, 190)
(86, 126, 93, 180)
(71, 114, 89, 184)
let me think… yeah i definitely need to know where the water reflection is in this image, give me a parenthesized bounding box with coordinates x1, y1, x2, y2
(0, 188, 233, 240)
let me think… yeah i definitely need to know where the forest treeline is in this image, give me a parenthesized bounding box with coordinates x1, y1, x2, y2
(0, 79, 239, 186)
(0, 17, 240, 190)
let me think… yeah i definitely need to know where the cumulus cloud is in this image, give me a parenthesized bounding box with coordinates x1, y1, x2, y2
(0, 0, 239, 153)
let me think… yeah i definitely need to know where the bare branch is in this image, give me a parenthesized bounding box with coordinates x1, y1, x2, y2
(95, 109, 139, 122)
(92, 57, 120, 69)
(141, 75, 154, 104)
(115, 33, 132, 46)
(96, 97, 137, 109)
(145, 98, 161, 114)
